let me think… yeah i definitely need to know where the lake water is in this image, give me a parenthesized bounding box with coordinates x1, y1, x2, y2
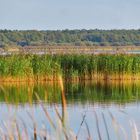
(0, 81, 140, 140)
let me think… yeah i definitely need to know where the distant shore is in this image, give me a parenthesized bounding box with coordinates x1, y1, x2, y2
(1, 45, 140, 55)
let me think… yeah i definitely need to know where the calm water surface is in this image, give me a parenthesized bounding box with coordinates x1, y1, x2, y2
(0, 81, 140, 140)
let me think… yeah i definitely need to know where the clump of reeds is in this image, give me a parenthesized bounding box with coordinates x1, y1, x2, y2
(0, 54, 140, 81)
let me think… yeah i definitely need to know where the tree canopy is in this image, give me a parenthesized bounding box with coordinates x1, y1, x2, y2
(0, 29, 140, 47)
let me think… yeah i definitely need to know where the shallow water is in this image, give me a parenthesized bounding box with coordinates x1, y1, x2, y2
(0, 81, 140, 140)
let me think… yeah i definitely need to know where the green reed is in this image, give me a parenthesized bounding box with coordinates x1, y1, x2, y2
(0, 54, 140, 80)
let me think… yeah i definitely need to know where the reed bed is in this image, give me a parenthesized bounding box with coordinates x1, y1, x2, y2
(0, 54, 140, 81)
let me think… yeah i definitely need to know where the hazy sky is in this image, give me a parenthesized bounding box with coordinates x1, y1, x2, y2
(0, 0, 140, 30)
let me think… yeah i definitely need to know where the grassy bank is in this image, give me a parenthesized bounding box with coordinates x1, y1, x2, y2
(0, 54, 140, 81)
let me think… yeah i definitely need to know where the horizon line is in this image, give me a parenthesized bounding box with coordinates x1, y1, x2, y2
(0, 28, 140, 31)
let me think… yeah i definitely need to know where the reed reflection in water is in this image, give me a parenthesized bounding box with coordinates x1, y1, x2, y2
(0, 80, 140, 140)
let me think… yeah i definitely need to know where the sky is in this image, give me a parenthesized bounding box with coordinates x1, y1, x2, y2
(0, 0, 140, 30)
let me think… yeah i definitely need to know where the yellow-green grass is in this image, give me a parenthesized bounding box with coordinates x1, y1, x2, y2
(0, 54, 140, 82)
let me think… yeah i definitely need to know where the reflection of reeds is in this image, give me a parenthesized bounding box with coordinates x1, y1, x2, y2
(0, 75, 139, 140)
(0, 80, 140, 105)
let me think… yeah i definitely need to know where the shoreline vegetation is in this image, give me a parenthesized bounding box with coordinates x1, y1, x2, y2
(2, 45, 140, 55)
(1, 29, 140, 47)
(0, 54, 140, 82)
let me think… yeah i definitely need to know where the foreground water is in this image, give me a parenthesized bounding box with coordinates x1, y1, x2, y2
(0, 81, 140, 140)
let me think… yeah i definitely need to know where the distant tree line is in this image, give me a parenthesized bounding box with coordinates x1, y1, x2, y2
(0, 29, 140, 47)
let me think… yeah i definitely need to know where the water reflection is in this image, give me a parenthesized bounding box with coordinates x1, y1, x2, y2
(0, 81, 140, 140)
(0, 81, 139, 105)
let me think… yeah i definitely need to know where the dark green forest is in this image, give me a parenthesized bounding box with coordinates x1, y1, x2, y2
(1, 29, 140, 47)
